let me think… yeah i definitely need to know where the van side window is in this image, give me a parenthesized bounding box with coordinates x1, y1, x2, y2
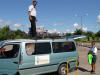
(26, 43, 51, 55)
(0, 44, 19, 58)
(52, 42, 76, 53)
(35, 43, 51, 54)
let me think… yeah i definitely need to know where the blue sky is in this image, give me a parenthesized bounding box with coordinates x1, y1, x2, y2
(0, 0, 100, 33)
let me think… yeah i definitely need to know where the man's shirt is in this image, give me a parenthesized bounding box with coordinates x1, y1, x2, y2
(29, 5, 36, 17)
(90, 47, 97, 55)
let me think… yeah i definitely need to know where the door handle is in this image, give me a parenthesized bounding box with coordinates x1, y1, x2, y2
(13, 62, 18, 64)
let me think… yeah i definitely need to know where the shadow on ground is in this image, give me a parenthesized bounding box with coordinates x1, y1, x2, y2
(77, 67, 89, 72)
(41, 67, 90, 75)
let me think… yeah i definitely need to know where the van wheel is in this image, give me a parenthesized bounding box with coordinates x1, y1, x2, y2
(15, 72, 20, 75)
(58, 64, 67, 75)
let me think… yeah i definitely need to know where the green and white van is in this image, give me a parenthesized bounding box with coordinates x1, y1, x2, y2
(0, 39, 79, 75)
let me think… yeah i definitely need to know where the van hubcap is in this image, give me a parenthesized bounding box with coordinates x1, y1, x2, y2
(61, 67, 67, 74)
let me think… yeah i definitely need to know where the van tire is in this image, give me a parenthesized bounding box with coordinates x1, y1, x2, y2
(15, 72, 20, 75)
(58, 64, 67, 75)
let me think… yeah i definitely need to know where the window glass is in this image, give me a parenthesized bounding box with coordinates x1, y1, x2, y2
(35, 43, 51, 54)
(52, 42, 76, 53)
(26, 43, 51, 55)
(0, 44, 19, 58)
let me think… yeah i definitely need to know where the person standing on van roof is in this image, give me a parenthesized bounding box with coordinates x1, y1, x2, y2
(89, 42, 97, 73)
(28, 1, 37, 37)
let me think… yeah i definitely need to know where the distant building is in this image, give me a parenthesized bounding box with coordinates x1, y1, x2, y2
(28, 26, 66, 37)
(28, 26, 46, 37)
(36, 26, 47, 36)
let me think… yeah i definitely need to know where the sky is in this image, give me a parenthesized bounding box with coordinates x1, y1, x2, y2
(0, 0, 100, 33)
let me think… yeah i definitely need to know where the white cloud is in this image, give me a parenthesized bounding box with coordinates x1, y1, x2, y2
(0, 19, 3, 23)
(25, 24, 30, 27)
(85, 13, 88, 16)
(48, 29, 59, 34)
(73, 22, 88, 31)
(82, 27, 88, 31)
(13, 28, 17, 30)
(66, 29, 75, 33)
(75, 13, 88, 17)
(97, 15, 100, 19)
(5, 21, 11, 25)
(0, 23, 2, 26)
(53, 24, 63, 26)
(66, 29, 70, 33)
(44, 19, 49, 22)
(75, 14, 78, 17)
(97, 20, 100, 23)
(14, 23, 21, 27)
(96, 15, 100, 23)
(25, 31, 28, 34)
(0, 19, 4, 27)
(0, 19, 11, 27)
(13, 24, 20, 30)
(73, 22, 80, 28)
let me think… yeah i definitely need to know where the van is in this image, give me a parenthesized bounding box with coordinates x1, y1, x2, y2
(0, 39, 79, 75)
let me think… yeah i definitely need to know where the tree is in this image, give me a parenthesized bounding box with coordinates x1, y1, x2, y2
(96, 30, 100, 37)
(14, 29, 27, 39)
(95, 30, 100, 41)
(0, 26, 28, 41)
(86, 31, 95, 41)
(74, 29, 85, 35)
(65, 33, 72, 36)
(0, 26, 12, 40)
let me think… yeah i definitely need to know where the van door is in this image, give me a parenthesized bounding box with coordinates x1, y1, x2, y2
(0, 43, 20, 75)
(20, 42, 52, 75)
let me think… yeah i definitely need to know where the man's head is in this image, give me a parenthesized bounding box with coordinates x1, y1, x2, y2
(33, 1, 37, 7)
(91, 41, 95, 47)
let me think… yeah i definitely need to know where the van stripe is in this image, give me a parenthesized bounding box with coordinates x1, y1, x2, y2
(19, 63, 59, 70)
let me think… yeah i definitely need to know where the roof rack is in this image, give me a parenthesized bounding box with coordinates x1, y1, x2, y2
(62, 35, 87, 40)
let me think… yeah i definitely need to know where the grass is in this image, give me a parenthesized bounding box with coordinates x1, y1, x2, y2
(75, 37, 100, 43)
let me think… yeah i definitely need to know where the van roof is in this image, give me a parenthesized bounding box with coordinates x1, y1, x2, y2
(0, 39, 74, 43)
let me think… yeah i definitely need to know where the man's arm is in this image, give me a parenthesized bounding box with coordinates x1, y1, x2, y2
(29, 11, 32, 20)
(28, 5, 32, 20)
(29, 11, 31, 16)
(94, 47, 97, 55)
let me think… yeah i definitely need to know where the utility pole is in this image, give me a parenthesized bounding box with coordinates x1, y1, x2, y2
(81, 16, 83, 30)
(75, 13, 88, 30)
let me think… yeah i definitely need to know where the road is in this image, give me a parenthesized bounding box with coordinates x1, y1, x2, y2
(42, 45, 100, 75)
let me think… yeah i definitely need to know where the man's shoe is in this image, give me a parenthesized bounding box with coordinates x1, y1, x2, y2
(91, 71, 96, 74)
(92, 71, 96, 74)
(91, 70, 93, 73)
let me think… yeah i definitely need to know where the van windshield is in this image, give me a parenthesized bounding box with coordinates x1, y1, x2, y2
(0, 41, 5, 48)
(0, 44, 20, 58)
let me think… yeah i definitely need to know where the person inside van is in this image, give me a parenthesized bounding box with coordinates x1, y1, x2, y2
(26, 43, 35, 55)
(0, 44, 19, 58)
